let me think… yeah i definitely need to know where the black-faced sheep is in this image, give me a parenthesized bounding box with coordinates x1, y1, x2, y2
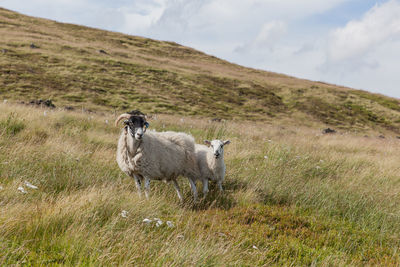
(115, 111, 198, 201)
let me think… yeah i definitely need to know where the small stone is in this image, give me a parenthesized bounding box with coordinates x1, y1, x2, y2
(121, 210, 128, 218)
(264, 155, 268, 159)
(143, 218, 152, 224)
(18, 186, 27, 194)
(105, 119, 109, 124)
(154, 218, 163, 227)
(322, 128, 336, 134)
(24, 181, 38, 189)
(166, 221, 174, 228)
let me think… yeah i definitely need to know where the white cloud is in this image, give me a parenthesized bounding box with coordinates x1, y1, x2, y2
(327, 0, 400, 64)
(254, 21, 287, 49)
(234, 21, 287, 54)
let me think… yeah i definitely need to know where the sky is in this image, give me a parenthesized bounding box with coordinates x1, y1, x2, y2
(1, 0, 400, 99)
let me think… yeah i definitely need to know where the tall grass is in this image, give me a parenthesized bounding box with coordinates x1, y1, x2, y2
(1, 102, 400, 265)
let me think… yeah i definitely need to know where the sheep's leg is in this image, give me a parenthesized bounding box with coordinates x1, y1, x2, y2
(188, 179, 198, 202)
(171, 179, 183, 202)
(218, 181, 223, 192)
(144, 177, 151, 199)
(202, 179, 209, 198)
(133, 174, 142, 197)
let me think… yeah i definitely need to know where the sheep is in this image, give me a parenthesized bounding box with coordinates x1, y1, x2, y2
(115, 111, 198, 201)
(194, 139, 231, 198)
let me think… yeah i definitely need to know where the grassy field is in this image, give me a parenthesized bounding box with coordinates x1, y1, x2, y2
(1, 7, 400, 133)
(1, 102, 400, 266)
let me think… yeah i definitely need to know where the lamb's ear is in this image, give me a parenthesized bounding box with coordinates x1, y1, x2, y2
(144, 122, 150, 128)
(123, 120, 129, 125)
(204, 140, 211, 146)
(223, 140, 231, 145)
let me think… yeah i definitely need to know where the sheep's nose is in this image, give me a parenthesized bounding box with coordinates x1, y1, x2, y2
(136, 133, 143, 139)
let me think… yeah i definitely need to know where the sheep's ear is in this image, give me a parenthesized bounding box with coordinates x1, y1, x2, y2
(144, 122, 150, 128)
(123, 120, 129, 125)
(223, 140, 231, 145)
(204, 140, 211, 146)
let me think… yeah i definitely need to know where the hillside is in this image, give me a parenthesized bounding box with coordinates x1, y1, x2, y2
(1, 7, 400, 133)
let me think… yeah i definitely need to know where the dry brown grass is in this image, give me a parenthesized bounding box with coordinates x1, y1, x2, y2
(1, 102, 400, 265)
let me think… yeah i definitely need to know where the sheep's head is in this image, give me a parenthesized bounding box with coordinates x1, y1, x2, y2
(115, 111, 149, 141)
(204, 139, 230, 159)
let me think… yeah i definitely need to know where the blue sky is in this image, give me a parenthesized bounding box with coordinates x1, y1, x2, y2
(1, 0, 400, 99)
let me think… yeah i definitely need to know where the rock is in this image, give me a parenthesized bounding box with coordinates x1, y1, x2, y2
(211, 118, 222, 122)
(64, 106, 75, 111)
(396, 136, 400, 139)
(143, 218, 152, 224)
(30, 43, 39, 49)
(120, 210, 128, 218)
(29, 99, 55, 108)
(24, 181, 38, 189)
(379, 135, 385, 139)
(322, 128, 336, 134)
(17, 186, 27, 194)
(1, 49, 8, 53)
(99, 49, 108, 54)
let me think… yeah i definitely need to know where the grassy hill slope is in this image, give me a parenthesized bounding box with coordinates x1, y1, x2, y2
(1, 103, 400, 265)
(1, 7, 400, 133)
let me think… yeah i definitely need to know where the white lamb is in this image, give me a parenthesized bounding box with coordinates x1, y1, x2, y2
(194, 139, 231, 198)
(115, 111, 198, 201)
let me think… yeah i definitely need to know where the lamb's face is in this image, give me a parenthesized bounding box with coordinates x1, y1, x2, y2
(205, 139, 231, 159)
(125, 116, 149, 140)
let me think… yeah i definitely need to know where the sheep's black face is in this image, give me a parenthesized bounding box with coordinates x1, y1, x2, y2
(125, 116, 149, 141)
